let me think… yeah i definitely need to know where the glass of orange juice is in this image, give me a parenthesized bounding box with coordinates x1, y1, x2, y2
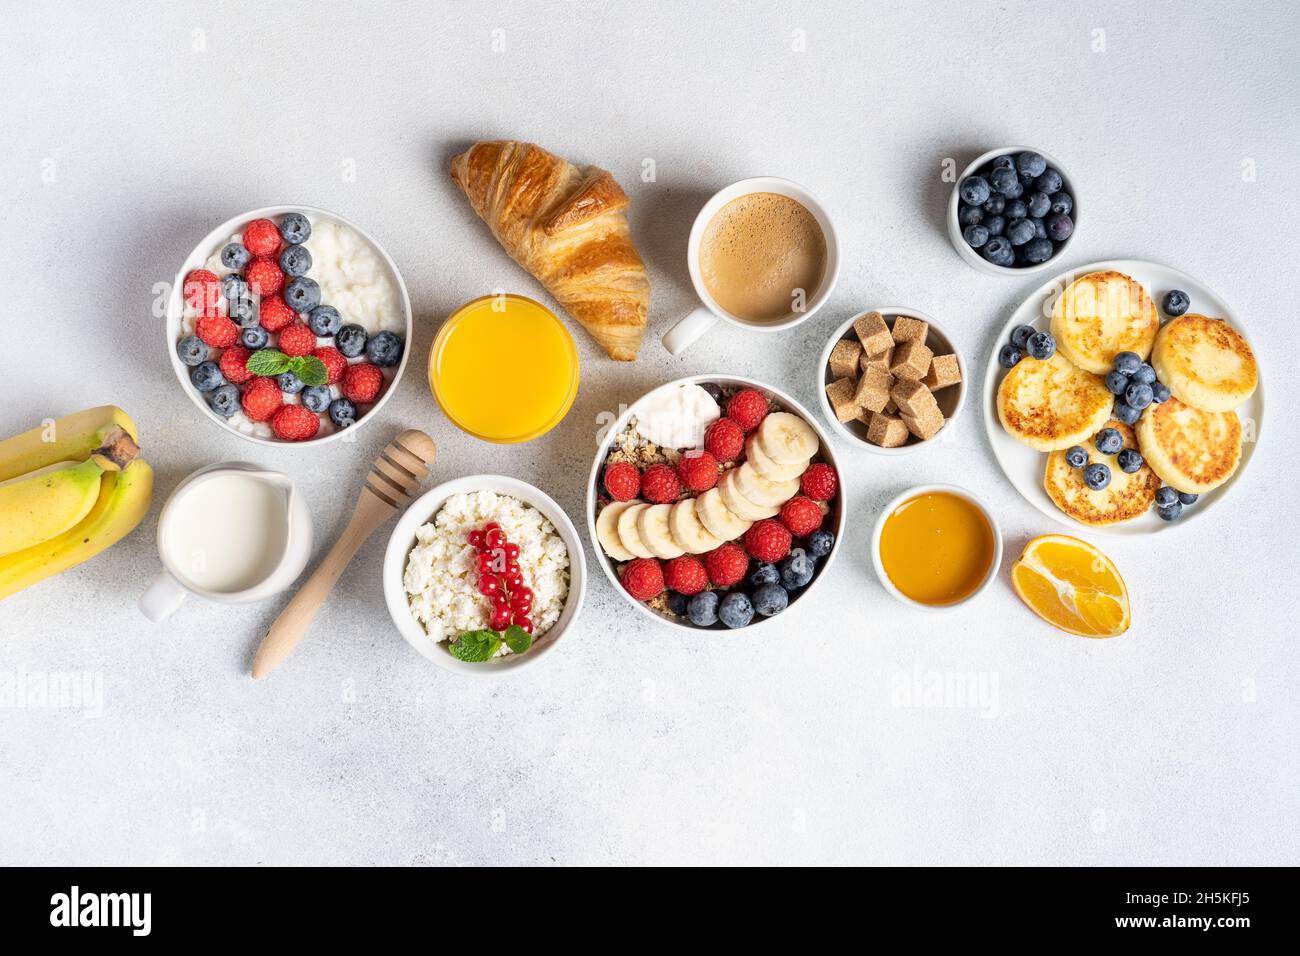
(429, 294, 580, 443)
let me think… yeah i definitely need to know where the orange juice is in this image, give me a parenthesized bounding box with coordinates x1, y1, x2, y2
(878, 491, 995, 606)
(430, 294, 579, 443)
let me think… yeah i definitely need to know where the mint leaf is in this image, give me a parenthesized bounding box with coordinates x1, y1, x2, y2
(246, 349, 292, 377)
(504, 624, 533, 655)
(289, 355, 328, 387)
(448, 629, 500, 663)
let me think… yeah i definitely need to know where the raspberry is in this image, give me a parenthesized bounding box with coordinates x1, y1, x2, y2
(676, 450, 719, 492)
(241, 377, 282, 422)
(270, 404, 320, 442)
(183, 269, 222, 314)
(245, 257, 284, 296)
(342, 363, 383, 403)
(620, 557, 664, 601)
(242, 218, 281, 257)
(278, 322, 317, 357)
(704, 543, 749, 588)
(744, 519, 792, 563)
(663, 556, 708, 596)
(218, 345, 253, 385)
(640, 463, 680, 504)
(704, 417, 744, 461)
(603, 461, 641, 502)
(726, 389, 769, 433)
(258, 294, 296, 332)
(779, 495, 823, 537)
(195, 313, 238, 348)
(312, 346, 347, 385)
(800, 463, 839, 501)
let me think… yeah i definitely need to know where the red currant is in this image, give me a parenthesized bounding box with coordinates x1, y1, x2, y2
(511, 615, 533, 633)
(492, 592, 510, 611)
(504, 571, 523, 589)
(467, 529, 484, 548)
(477, 575, 499, 596)
(511, 586, 534, 606)
(503, 542, 520, 560)
(483, 521, 501, 534)
(484, 528, 504, 550)
(490, 611, 511, 632)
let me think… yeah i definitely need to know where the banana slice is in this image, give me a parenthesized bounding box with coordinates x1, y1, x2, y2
(745, 433, 807, 482)
(757, 411, 819, 465)
(595, 500, 637, 561)
(637, 503, 686, 559)
(669, 498, 724, 554)
(616, 503, 657, 559)
(718, 468, 779, 520)
(734, 462, 800, 508)
(696, 487, 752, 541)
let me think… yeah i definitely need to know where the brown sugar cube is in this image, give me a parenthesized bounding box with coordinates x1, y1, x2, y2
(825, 376, 859, 423)
(891, 315, 930, 345)
(890, 379, 940, 419)
(867, 411, 910, 448)
(890, 339, 933, 382)
(902, 401, 944, 441)
(828, 339, 863, 379)
(853, 365, 894, 413)
(884, 398, 898, 414)
(860, 346, 893, 373)
(853, 311, 893, 355)
(924, 353, 962, 390)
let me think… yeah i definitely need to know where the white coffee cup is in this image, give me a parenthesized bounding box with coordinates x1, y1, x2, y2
(138, 462, 313, 622)
(662, 176, 840, 355)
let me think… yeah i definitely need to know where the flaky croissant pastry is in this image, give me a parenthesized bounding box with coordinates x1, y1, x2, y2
(449, 140, 650, 361)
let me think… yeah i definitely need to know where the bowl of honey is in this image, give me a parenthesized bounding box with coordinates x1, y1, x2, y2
(871, 484, 1001, 610)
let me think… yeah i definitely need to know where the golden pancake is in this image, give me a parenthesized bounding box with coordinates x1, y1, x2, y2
(997, 352, 1113, 451)
(1135, 397, 1242, 494)
(1044, 420, 1159, 526)
(1051, 271, 1160, 374)
(1151, 314, 1258, 412)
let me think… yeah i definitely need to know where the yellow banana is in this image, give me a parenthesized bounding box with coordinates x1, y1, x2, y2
(0, 459, 154, 601)
(0, 405, 139, 483)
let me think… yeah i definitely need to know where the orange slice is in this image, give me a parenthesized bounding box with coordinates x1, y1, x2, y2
(1011, 534, 1130, 638)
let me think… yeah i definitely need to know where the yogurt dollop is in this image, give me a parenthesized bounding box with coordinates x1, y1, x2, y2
(633, 384, 720, 449)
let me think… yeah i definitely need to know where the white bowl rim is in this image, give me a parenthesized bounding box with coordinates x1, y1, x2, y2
(816, 306, 968, 456)
(382, 474, 588, 676)
(165, 203, 414, 447)
(585, 373, 846, 634)
(869, 483, 1003, 612)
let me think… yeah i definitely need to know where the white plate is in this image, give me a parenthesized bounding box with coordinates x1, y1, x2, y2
(982, 258, 1263, 535)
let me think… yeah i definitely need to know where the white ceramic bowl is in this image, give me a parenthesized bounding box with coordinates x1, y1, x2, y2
(817, 307, 968, 455)
(870, 484, 1003, 611)
(586, 374, 846, 633)
(382, 475, 587, 675)
(165, 204, 413, 447)
(946, 146, 1078, 276)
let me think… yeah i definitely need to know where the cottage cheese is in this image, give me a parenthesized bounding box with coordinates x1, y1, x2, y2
(403, 491, 570, 655)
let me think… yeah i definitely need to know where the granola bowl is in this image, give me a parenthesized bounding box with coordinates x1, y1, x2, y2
(587, 374, 845, 634)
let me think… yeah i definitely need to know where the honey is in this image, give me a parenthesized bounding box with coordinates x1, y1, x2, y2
(878, 491, 995, 606)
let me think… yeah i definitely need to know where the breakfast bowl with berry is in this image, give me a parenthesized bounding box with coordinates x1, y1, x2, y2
(167, 205, 412, 445)
(587, 375, 845, 633)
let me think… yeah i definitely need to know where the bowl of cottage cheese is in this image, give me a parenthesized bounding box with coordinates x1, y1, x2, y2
(383, 475, 586, 673)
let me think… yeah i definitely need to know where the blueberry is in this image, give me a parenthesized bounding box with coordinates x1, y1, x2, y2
(1094, 427, 1123, 455)
(1155, 486, 1179, 508)
(1065, 446, 1088, 469)
(1132, 364, 1157, 385)
(220, 243, 250, 271)
(1026, 191, 1051, 218)
(1113, 351, 1142, 375)
(230, 298, 258, 327)
(276, 371, 305, 394)
(998, 344, 1022, 369)
(999, 178, 1024, 200)
(1157, 501, 1183, 521)
(1112, 400, 1141, 426)
(221, 273, 248, 301)
(749, 563, 780, 587)
(1117, 448, 1144, 474)
(1050, 192, 1073, 215)
(1027, 330, 1056, 359)
(308, 305, 342, 337)
(1010, 324, 1035, 349)
(1016, 151, 1047, 178)
(963, 224, 990, 249)
(1006, 219, 1034, 247)
(983, 215, 1006, 237)
(1084, 462, 1111, 490)
(718, 592, 754, 629)
(1018, 169, 1038, 187)
(959, 175, 991, 206)
(982, 194, 1005, 215)
(957, 202, 983, 227)
(280, 244, 312, 278)
(191, 361, 224, 392)
(1105, 371, 1130, 395)
(1125, 381, 1154, 410)
(751, 583, 789, 617)
(1177, 491, 1199, 505)
(1162, 289, 1190, 317)
(241, 326, 270, 350)
(328, 398, 357, 428)
(1151, 381, 1171, 404)
(336, 324, 368, 358)
(779, 548, 815, 590)
(991, 155, 1015, 170)
(1045, 213, 1073, 241)
(806, 529, 834, 558)
(176, 334, 206, 366)
(284, 276, 321, 312)
(1004, 198, 1028, 220)
(1023, 238, 1053, 264)
(687, 590, 719, 627)
(983, 236, 1015, 267)
(1034, 168, 1063, 194)
(208, 384, 240, 418)
(1031, 217, 1048, 240)
(700, 383, 724, 403)
(365, 330, 404, 367)
(989, 166, 1019, 195)
(301, 385, 332, 413)
(278, 212, 311, 244)
(666, 591, 690, 616)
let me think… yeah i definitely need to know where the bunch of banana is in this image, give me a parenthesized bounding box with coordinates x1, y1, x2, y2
(0, 406, 154, 601)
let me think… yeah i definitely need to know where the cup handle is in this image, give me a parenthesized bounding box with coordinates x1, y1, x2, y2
(661, 306, 718, 356)
(139, 571, 188, 622)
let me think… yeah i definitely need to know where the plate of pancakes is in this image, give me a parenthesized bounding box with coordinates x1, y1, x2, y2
(984, 259, 1262, 534)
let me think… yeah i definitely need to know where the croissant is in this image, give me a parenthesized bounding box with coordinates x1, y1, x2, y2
(449, 140, 650, 361)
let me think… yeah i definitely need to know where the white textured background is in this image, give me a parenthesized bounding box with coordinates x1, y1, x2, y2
(1, 1, 1297, 866)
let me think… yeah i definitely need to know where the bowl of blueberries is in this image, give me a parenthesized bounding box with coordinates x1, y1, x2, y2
(947, 147, 1077, 275)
